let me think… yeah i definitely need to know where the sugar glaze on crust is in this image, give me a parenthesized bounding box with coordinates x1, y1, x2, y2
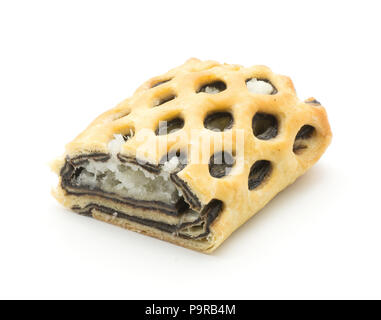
(51, 58, 332, 253)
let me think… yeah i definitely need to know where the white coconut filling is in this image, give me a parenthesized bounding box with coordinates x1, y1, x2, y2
(74, 135, 183, 205)
(108, 133, 126, 156)
(246, 78, 275, 95)
(75, 160, 180, 204)
(162, 156, 180, 173)
(203, 86, 221, 94)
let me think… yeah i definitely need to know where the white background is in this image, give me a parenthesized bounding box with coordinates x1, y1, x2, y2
(1, 0, 380, 299)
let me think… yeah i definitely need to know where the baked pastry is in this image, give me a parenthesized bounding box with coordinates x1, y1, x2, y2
(51, 58, 332, 253)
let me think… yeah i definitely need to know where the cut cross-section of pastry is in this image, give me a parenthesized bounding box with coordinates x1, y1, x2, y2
(51, 58, 332, 253)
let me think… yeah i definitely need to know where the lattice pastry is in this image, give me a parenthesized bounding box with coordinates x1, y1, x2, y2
(51, 58, 332, 253)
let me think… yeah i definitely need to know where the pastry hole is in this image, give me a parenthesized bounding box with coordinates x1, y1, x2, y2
(305, 98, 321, 105)
(153, 93, 177, 107)
(151, 78, 172, 88)
(197, 81, 227, 94)
(209, 151, 235, 178)
(248, 160, 272, 190)
(204, 112, 233, 132)
(293, 125, 316, 154)
(122, 128, 135, 142)
(252, 112, 278, 140)
(246, 78, 277, 95)
(155, 118, 184, 135)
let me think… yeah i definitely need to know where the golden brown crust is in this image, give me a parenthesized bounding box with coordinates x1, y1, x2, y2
(52, 58, 332, 253)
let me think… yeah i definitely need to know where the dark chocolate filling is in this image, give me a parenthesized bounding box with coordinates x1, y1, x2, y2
(71, 199, 222, 240)
(252, 112, 278, 140)
(117, 154, 161, 174)
(155, 118, 184, 135)
(293, 125, 316, 153)
(170, 173, 201, 211)
(204, 111, 233, 132)
(64, 185, 188, 216)
(67, 153, 111, 166)
(248, 160, 272, 190)
(295, 125, 315, 140)
(197, 81, 227, 94)
(208, 151, 235, 178)
(305, 98, 321, 105)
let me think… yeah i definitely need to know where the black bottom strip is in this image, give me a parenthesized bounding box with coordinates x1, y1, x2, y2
(64, 185, 188, 216)
(72, 199, 222, 240)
